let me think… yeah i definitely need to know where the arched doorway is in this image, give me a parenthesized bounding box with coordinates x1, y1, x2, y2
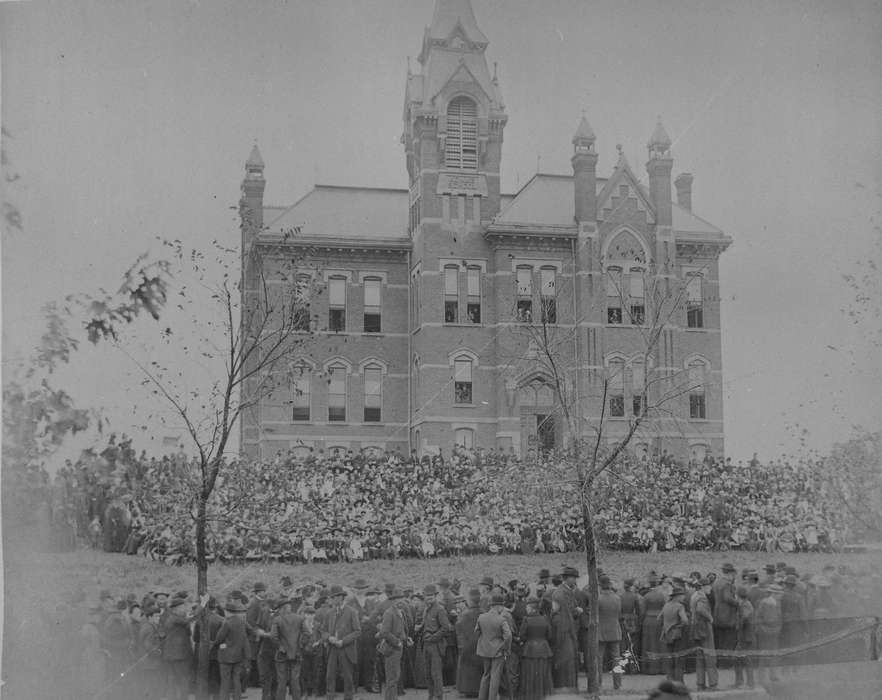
(518, 375, 557, 457)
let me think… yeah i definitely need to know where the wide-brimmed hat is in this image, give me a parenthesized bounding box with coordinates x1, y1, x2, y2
(562, 566, 579, 578)
(480, 576, 494, 588)
(352, 578, 370, 590)
(721, 563, 736, 573)
(437, 577, 452, 588)
(328, 585, 346, 598)
(423, 584, 438, 597)
(387, 588, 405, 600)
(538, 569, 550, 580)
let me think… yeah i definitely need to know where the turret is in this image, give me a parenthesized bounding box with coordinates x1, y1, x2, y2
(646, 118, 673, 227)
(241, 144, 266, 235)
(571, 114, 598, 224)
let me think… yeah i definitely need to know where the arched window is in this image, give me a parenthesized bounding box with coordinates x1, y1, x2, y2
(454, 356, 473, 404)
(445, 97, 478, 170)
(327, 362, 347, 422)
(291, 361, 311, 421)
(540, 266, 556, 324)
(444, 265, 459, 323)
(687, 359, 707, 419)
(608, 357, 626, 417)
(363, 364, 382, 422)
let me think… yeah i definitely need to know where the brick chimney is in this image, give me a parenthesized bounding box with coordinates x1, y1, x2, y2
(675, 173, 693, 211)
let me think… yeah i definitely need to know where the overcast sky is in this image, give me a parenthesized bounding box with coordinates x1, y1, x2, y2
(2, 0, 881, 463)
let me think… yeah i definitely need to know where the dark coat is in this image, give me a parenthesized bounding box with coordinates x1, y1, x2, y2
(322, 603, 362, 664)
(271, 612, 309, 660)
(422, 601, 452, 648)
(597, 589, 622, 642)
(160, 610, 193, 661)
(711, 577, 739, 629)
(214, 614, 251, 664)
(455, 604, 483, 694)
(379, 604, 406, 648)
(139, 621, 163, 670)
(518, 614, 553, 658)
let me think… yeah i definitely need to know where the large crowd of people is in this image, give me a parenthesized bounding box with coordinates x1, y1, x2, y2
(48, 559, 871, 700)
(44, 440, 850, 564)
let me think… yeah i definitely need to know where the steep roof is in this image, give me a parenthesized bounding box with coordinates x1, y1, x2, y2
(427, 0, 488, 45)
(495, 173, 725, 236)
(263, 185, 409, 241)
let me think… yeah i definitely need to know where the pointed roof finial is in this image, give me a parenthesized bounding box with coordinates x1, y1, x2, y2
(615, 143, 630, 168)
(246, 143, 264, 169)
(648, 117, 672, 150)
(572, 114, 596, 144)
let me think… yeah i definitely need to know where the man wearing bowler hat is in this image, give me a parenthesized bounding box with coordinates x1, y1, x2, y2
(215, 599, 251, 700)
(475, 593, 512, 700)
(347, 578, 380, 694)
(712, 563, 739, 662)
(378, 588, 407, 700)
(323, 584, 361, 700)
(421, 583, 452, 700)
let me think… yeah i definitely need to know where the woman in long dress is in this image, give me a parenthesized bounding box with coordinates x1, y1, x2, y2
(549, 599, 577, 690)
(518, 597, 553, 700)
(641, 576, 667, 675)
(455, 588, 483, 697)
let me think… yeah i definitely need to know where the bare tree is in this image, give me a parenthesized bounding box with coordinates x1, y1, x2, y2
(501, 263, 709, 696)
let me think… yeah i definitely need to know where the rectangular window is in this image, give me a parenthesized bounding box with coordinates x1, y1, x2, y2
(454, 358, 473, 404)
(516, 267, 533, 322)
(363, 366, 382, 422)
(293, 275, 312, 332)
(467, 266, 481, 324)
(292, 368, 310, 421)
(444, 266, 458, 323)
(328, 368, 346, 422)
(686, 273, 703, 328)
(629, 269, 645, 325)
(540, 267, 556, 324)
(363, 278, 381, 332)
(606, 268, 622, 324)
(608, 359, 625, 417)
(689, 393, 706, 419)
(632, 361, 645, 416)
(328, 276, 346, 332)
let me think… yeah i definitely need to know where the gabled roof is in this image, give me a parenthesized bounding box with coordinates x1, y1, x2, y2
(417, 49, 498, 109)
(263, 185, 409, 241)
(596, 153, 656, 223)
(494, 173, 725, 236)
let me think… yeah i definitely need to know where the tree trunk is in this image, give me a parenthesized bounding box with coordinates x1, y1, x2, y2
(195, 493, 208, 595)
(582, 497, 601, 698)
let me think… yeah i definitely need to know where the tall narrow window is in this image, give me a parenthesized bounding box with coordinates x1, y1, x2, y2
(516, 266, 533, 322)
(328, 364, 347, 422)
(631, 360, 645, 416)
(328, 276, 346, 332)
(444, 265, 459, 323)
(454, 358, 473, 404)
(606, 267, 623, 324)
(363, 277, 381, 332)
(467, 266, 481, 324)
(293, 274, 312, 332)
(363, 365, 382, 422)
(540, 267, 556, 324)
(686, 271, 703, 328)
(445, 97, 478, 170)
(629, 269, 645, 325)
(291, 363, 310, 421)
(688, 360, 706, 419)
(608, 358, 625, 417)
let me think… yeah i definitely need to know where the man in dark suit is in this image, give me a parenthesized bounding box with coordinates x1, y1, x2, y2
(161, 596, 195, 700)
(323, 584, 362, 700)
(712, 563, 740, 663)
(346, 578, 380, 693)
(138, 605, 165, 700)
(475, 594, 512, 700)
(215, 599, 251, 700)
(247, 583, 271, 691)
(194, 596, 225, 700)
(378, 588, 407, 700)
(271, 598, 309, 700)
(421, 584, 453, 700)
(597, 576, 622, 682)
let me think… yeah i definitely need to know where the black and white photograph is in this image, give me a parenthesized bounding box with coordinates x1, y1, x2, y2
(2, 1, 881, 698)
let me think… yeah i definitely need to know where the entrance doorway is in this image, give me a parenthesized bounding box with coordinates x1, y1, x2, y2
(536, 414, 555, 453)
